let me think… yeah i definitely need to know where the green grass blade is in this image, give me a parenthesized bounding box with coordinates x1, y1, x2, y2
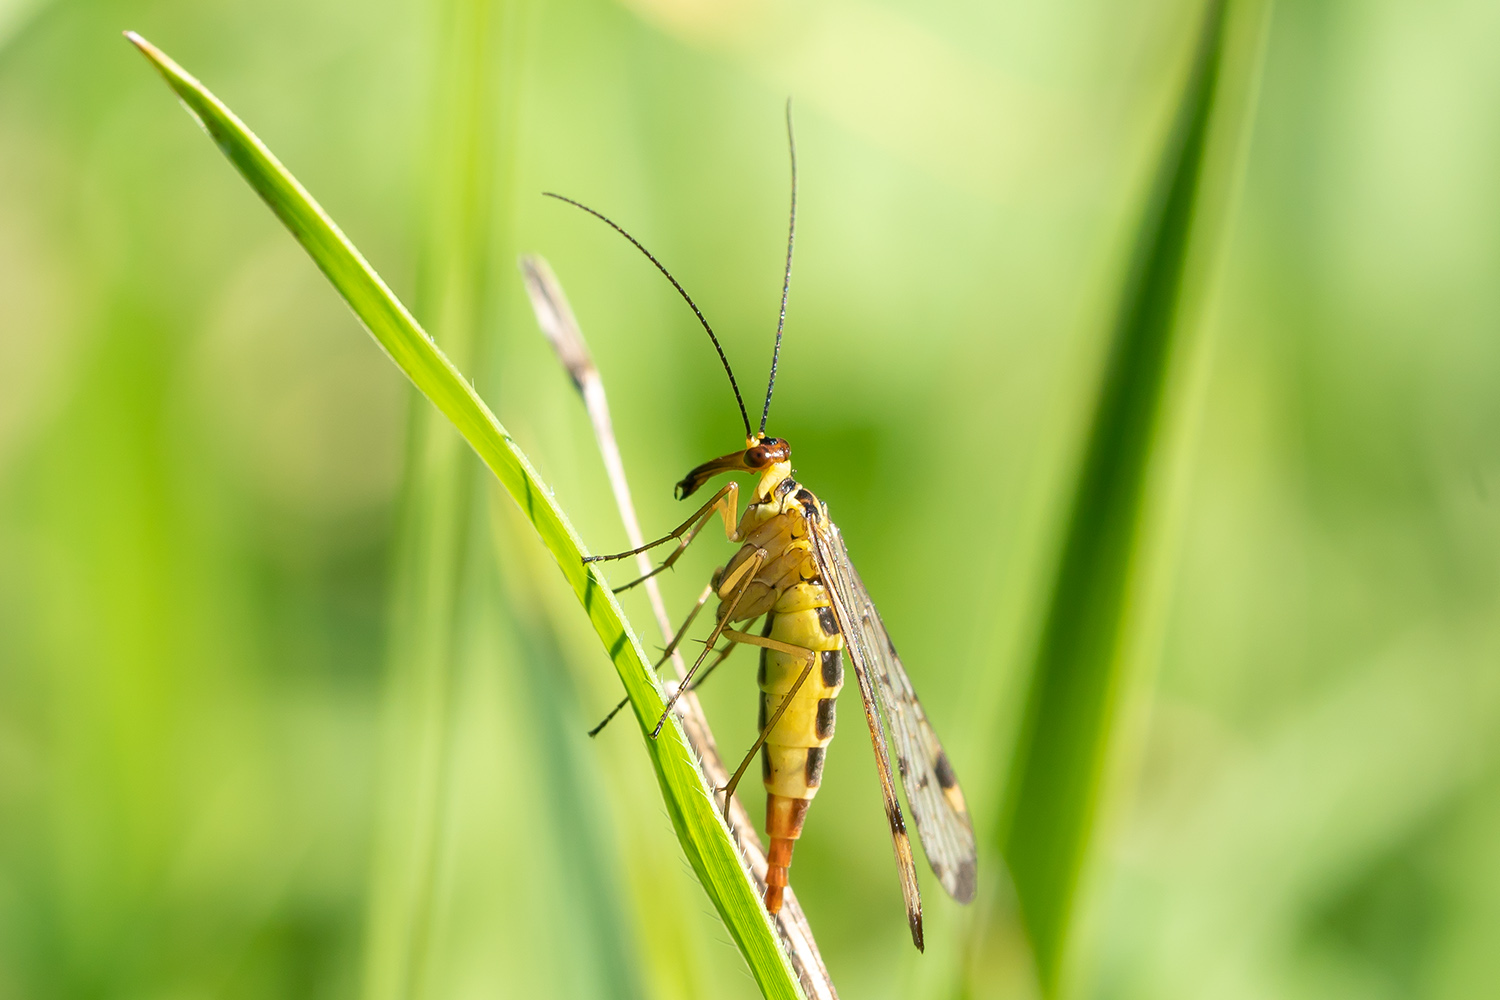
(124, 31, 805, 1000)
(361, 2, 509, 998)
(997, 0, 1238, 992)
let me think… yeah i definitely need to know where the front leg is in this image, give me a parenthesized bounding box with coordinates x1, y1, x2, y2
(585, 482, 741, 593)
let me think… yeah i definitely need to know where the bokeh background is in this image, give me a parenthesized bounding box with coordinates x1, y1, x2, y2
(3, 0, 1499, 998)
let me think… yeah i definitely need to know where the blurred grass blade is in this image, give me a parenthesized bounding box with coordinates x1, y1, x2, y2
(0, 0, 46, 54)
(125, 31, 806, 1000)
(362, 1, 510, 998)
(998, 0, 1236, 991)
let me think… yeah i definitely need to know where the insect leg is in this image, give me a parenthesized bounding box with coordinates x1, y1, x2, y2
(681, 628, 753, 693)
(585, 584, 721, 739)
(584, 484, 740, 594)
(654, 583, 716, 667)
(607, 616, 755, 735)
(585, 696, 628, 738)
(585, 639, 738, 738)
(584, 483, 738, 561)
(715, 627, 818, 823)
(650, 548, 767, 739)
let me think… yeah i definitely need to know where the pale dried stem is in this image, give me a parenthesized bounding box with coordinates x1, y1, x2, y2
(521, 255, 836, 1000)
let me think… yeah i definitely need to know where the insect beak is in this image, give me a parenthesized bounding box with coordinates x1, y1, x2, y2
(675, 450, 755, 500)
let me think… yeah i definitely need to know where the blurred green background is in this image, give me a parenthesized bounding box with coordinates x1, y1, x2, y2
(3, 0, 1500, 998)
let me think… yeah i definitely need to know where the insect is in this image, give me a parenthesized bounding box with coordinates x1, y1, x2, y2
(551, 106, 976, 951)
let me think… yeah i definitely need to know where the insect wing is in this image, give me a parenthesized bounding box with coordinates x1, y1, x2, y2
(811, 514, 979, 905)
(807, 511, 926, 950)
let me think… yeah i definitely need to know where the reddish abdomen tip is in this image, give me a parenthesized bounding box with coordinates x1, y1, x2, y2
(765, 835, 796, 913)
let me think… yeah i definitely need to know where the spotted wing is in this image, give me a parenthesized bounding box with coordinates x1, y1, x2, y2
(810, 512, 979, 910)
(806, 510, 927, 951)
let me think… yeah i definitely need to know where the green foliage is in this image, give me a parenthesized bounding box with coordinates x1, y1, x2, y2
(998, 1, 1234, 991)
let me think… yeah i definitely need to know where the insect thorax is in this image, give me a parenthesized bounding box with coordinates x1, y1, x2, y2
(717, 469, 830, 625)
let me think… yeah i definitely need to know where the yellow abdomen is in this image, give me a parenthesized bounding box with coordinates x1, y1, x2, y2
(717, 478, 845, 913)
(759, 590, 844, 798)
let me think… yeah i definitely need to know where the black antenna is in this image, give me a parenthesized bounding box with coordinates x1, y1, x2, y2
(760, 99, 797, 436)
(543, 191, 753, 438)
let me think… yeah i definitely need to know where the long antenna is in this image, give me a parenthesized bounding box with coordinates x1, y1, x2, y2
(760, 99, 797, 435)
(543, 191, 753, 438)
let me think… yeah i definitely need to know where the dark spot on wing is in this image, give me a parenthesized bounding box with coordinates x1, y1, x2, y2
(897, 755, 909, 778)
(820, 649, 843, 687)
(815, 698, 836, 740)
(934, 751, 957, 790)
(886, 800, 907, 836)
(950, 856, 978, 904)
(817, 607, 838, 637)
(804, 747, 826, 787)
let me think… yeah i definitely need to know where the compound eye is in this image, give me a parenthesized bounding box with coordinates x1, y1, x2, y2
(744, 438, 789, 468)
